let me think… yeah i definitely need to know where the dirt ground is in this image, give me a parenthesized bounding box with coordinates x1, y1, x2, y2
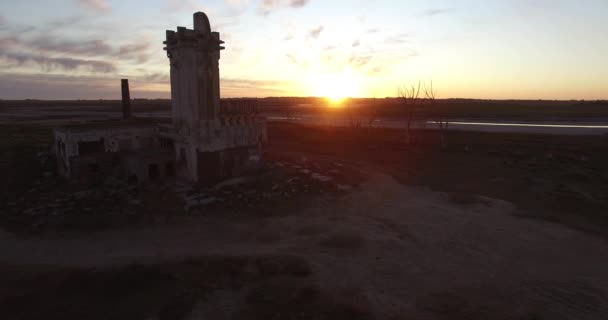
(1, 122, 608, 319)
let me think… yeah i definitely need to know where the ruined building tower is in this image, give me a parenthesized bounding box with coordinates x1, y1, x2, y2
(53, 12, 265, 184)
(164, 12, 224, 130)
(162, 12, 267, 183)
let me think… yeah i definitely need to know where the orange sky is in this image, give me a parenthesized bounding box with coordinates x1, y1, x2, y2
(0, 0, 606, 100)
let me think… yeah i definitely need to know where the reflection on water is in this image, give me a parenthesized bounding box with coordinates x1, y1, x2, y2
(266, 115, 608, 135)
(437, 121, 608, 129)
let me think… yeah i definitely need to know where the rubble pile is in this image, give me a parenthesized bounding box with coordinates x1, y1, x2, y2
(174, 157, 362, 214)
(2, 147, 362, 231)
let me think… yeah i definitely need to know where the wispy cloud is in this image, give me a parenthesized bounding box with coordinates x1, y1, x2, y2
(348, 55, 372, 68)
(221, 78, 290, 97)
(258, 0, 311, 16)
(1, 52, 116, 73)
(421, 8, 453, 17)
(308, 25, 324, 38)
(139, 72, 169, 83)
(166, 0, 208, 12)
(0, 72, 170, 99)
(1, 31, 152, 67)
(75, 0, 110, 12)
(46, 16, 85, 31)
(27, 37, 113, 56)
(289, 0, 310, 8)
(0, 36, 19, 50)
(224, 0, 251, 8)
(383, 33, 411, 44)
(0, 73, 119, 99)
(116, 42, 152, 63)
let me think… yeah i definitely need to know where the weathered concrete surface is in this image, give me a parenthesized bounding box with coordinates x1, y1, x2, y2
(162, 12, 266, 182)
(51, 12, 266, 184)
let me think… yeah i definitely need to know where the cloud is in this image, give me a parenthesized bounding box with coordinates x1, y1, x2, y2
(140, 72, 169, 82)
(1, 32, 151, 65)
(289, 0, 310, 8)
(348, 55, 372, 68)
(367, 65, 384, 76)
(285, 53, 309, 68)
(0, 36, 19, 50)
(1, 52, 116, 73)
(383, 33, 411, 44)
(286, 54, 297, 64)
(224, 0, 250, 8)
(116, 42, 152, 63)
(75, 0, 111, 12)
(0, 73, 169, 99)
(421, 8, 453, 16)
(308, 25, 324, 38)
(0, 16, 5, 26)
(0, 73, 117, 99)
(258, 0, 311, 16)
(27, 37, 113, 56)
(46, 16, 85, 31)
(221, 78, 290, 97)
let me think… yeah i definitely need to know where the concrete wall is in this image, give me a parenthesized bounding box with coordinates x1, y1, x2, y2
(124, 152, 175, 183)
(53, 126, 158, 179)
(196, 146, 261, 185)
(160, 116, 266, 182)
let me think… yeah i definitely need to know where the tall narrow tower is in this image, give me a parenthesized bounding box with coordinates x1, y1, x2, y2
(162, 12, 266, 183)
(164, 12, 225, 131)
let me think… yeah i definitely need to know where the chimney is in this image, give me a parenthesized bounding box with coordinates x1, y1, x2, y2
(121, 79, 132, 119)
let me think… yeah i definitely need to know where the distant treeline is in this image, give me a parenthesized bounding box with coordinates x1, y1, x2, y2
(2, 97, 607, 120)
(257, 97, 608, 121)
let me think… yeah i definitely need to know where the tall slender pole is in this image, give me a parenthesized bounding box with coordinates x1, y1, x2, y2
(121, 79, 131, 119)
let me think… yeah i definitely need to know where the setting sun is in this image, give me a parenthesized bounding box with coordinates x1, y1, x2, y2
(310, 70, 360, 104)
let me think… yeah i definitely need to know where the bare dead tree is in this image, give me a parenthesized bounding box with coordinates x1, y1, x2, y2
(344, 98, 362, 129)
(367, 95, 379, 129)
(396, 81, 421, 145)
(424, 81, 448, 150)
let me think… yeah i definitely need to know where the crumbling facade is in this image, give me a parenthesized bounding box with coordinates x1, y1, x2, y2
(53, 12, 267, 184)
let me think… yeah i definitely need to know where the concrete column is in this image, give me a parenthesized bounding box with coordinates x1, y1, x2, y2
(121, 79, 132, 119)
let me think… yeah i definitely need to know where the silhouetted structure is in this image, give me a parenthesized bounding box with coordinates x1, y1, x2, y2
(121, 79, 131, 119)
(53, 12, 267, 184)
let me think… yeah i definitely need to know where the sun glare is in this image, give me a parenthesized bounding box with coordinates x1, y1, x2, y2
(310, 70, 360, 106)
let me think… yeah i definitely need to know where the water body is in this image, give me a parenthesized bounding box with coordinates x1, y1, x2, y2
(3, 105, 607, 135)
(267, 116, 608, 135)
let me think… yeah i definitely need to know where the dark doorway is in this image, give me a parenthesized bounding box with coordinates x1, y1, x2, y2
(88, 163, 99, 174)
(160, 137, 174, 150)
(149, 163, 160, 180)
(198, 151, 221, 184)
(165, 162, 175, 177)
(78, 139, 105, 155)
(224, 150, 234, 178)
(128, 175, 138, 184)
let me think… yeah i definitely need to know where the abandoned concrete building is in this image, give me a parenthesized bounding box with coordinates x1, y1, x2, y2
(53, 12, 267, 184)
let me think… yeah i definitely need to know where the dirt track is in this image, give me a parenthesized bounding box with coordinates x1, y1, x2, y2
(2, 164, 607, 319)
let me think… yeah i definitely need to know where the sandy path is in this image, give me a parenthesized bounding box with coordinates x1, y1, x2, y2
(1, 171, 607, 318)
